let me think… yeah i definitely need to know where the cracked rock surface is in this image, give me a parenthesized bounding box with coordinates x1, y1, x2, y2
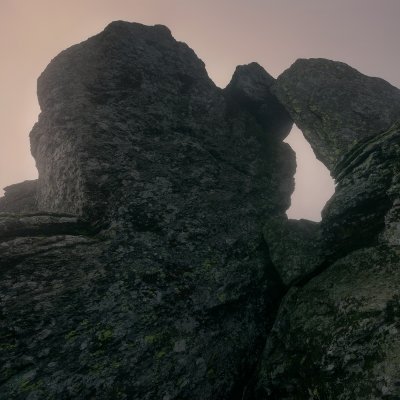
(0, 21, 294, 400)
(1, 22, 400, 400)
(272, 58, 400, 170)
(257, 62, 400, 399)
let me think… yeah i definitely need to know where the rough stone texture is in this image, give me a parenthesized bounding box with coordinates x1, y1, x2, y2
(263, 215, 322, 286)
(3, 23, 400, 400)
(272, 58, 400, 170)
(0, 180, 38, 213)
(320, 122, 400, 260)
(30, 22, 294, 221)
(225, 63, 293, 141)
(0, 218, 97, 268)
(257, 246, 400, 400)
(0, 21, 295, 399)
(257, 88, 400, 397)
(0, 213, 91, 239)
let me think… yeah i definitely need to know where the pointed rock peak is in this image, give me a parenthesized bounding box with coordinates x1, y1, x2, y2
(226, 62, 275, 100)
(273, 57, 400, 171)
(225, 62, 293, 140)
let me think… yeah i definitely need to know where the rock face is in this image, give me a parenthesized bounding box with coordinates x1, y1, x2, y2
(258, 246, 400, 400)
(272, 58, 400, 170)
(225, 63, 293, 141)
(257, 60, 400, 399)
(263, 216, 322, 286)
(0, 21, 295, 399)
(1, 23, 400, 400)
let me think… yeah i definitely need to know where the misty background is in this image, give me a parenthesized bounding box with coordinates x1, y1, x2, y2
(1, 0, 399, 221)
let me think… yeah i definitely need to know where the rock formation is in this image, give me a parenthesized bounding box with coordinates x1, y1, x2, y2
(272, 58, 400, 170)
(0, 180, 37, 213)
(258, 61, 400, 399)
(0, 21, 294, 399)
(1, 21, 399, 400)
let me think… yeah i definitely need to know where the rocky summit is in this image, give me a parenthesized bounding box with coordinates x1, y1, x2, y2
(0, 21, 399, 400)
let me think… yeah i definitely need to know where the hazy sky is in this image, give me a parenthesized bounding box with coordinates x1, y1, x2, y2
(1, 0, 399, 221)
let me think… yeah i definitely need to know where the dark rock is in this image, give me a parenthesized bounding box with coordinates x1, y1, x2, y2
(0, 213, 92, 240)
(0, 180, 38, 213)
(257, 245, 400, 400)
(257, 73, 400, 398)
(4, 22, 400, 400)
(225, 63, 293, 141)
(1, 21, 294, 399)
(263, 215, 322, 286)
(272, 58, 400, 170)
(320, 122, 400, 259)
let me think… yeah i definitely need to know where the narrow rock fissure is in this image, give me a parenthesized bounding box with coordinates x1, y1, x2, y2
(236, 241, 287, 400)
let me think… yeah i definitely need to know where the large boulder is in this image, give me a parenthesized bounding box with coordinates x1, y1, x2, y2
(272, 58, 400, 170)
(0, 21, 294, 399)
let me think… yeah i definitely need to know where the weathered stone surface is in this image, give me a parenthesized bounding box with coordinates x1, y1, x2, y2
(0, 21, 294, 399)
(3, 22, 400, 400)
(273, 58, 400, 170)
(0, 180, 38, 213)
(225, 63, 293, 141)
(0, 213, 91, 239)
(320, 122, 400, 259)
(257, 246, 400, 400)
(257, 89, 400, 397)
(263, 215, 322, 286)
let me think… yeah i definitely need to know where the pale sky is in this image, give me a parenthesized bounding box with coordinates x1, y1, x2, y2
(1, 0, 399, 221)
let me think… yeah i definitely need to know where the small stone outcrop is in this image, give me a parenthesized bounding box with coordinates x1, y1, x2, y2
(0, 180, 38, 213)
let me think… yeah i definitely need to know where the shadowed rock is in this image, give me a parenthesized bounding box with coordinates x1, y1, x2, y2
(0, 180, 38, 213)
(0, 21, 294, 400)
(257, 75, 400, 399)
(0, 213, 91, 240)
(263, 215, 322, 286)
(2, 22, 400, 400)
(225, 62, 293, 141)
(257, 245, 400, 400)
(272, 58, 400, 170)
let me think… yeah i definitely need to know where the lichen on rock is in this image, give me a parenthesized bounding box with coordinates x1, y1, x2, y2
(1, 23, 400, 400)
(272, 58, 400, 170)
(257, 62, 400, 399)
(0, 21, 294, 400)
